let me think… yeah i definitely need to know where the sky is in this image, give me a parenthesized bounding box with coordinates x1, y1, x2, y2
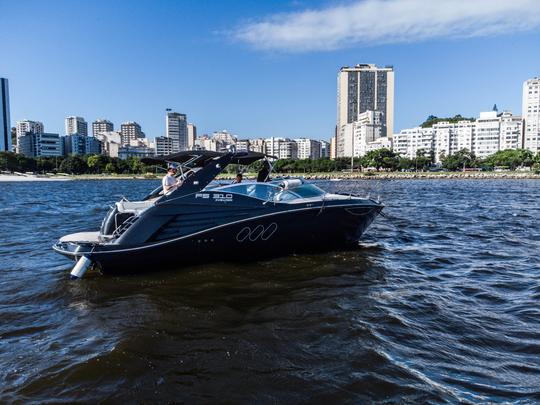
(1, 0, 539, 141)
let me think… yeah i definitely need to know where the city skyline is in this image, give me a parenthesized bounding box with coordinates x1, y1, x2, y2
(1, 0, 539, 141)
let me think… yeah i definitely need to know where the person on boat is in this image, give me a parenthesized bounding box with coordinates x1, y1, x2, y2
(162, 165, 182, 193)
(232, 173, 243, 184)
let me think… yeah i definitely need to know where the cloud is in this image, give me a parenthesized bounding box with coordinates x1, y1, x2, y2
(233, 0, 540, 52)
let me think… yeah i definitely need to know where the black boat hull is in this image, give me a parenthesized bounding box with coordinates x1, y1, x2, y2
(55, 204, 381, 275)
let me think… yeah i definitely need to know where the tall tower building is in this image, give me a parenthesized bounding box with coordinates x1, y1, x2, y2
(166, 112, 188, 152)
(120, 121, 145, 145)
(0, 78, 11, 152)
(336, 64, 394, 157)
(187, 123, 197, 150)
(522, 77, 540, 152)
(92, 119, 114, 137)
(65, 116, 88, 136)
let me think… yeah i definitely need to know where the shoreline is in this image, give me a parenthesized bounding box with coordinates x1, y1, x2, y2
(1, 171, 539, 182)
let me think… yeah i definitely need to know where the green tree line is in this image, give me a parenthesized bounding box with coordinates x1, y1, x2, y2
(2, 148, 540, 176)
(0, 152, 155, 175)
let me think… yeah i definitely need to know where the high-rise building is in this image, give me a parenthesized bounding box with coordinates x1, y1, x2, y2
(92, 119, 114, 137)
(474, 111, 501, 159)
(120, 121, 145, 145)
(499, 111, 523, 151)
(16, 120, 44, 138)
(212, 130, 237, 148)
(294, 138, 321, 159)
(522, 77, 540, 152)
(1, 78, 11, 152)
(336, 64, 394, 157)
(166, 112, 187, 152)
(187, 123, 197, 150)
(65, 116, 88, 136)
(16, 120, 44, 154)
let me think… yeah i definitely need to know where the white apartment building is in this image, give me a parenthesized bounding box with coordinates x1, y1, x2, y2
(16, 120, 44, 138)
(294, 138, 321, 159)
(522, 77, 540, 152)
(264, 137, 297, 159)
(120, 121, 145, 145)
(195, 135, 221, 152)
(366, 136, 392, 153)
(212, 130, 237, 147)
(92, 119, 114, 137)
(65, 116, 88, 136)
(395, 111, 522, 162)
(187, 123, 197, 150)
(16, 120, 45, 154)
(455, 120, 475, 152)
(155, 136, 175, 156)
(475, 111, 501, 159)
(236, 139, 250, 152)
(336, 64, 394, 156)
(499, 111, 523, 151)
(249, 138, 266, 153)
(340, 111, 383, 157)
(95, 131, 122, 158)
(393, 127, 435, 159)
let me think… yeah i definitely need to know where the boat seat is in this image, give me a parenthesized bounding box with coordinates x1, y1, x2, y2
(115, 200, 154, 213)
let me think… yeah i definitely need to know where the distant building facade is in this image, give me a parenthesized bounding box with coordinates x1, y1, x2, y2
(336, 64, 394, 157)
(523, 77, 540, 153)
(340, 111, 384, 157)
(95, 131, 122, 157)
(155, 136, 175, 156)
(166, 112, 187, 152)
(187, 123, 197, 150)
(16, 120, 44, 155)
(294, 138, 321, 159)
(395, 110, 523, 162)
(64, 134, 101, 155)
(65, 116, 88, 136)
(320, 140, 331, 158)
(120, 121, 145, 145)
(1, 78, 11, 152)
(92, 119, 114, 137)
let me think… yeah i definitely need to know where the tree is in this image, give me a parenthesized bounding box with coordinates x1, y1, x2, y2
(362, 148, 399, 171)
(483, 149, 534, 170)
(59, 156, 87, 174)
(441, 149, 477, 171)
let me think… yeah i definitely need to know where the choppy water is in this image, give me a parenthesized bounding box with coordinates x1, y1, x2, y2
(0, 179, 539, 403)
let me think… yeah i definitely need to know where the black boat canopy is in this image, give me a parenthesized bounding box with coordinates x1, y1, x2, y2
(142, 150, 275, 167)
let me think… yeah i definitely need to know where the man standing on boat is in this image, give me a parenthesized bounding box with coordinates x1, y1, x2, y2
(162, 165, 182, 194)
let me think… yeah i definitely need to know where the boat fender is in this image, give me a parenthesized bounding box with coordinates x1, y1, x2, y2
(70, 255, 92, 279)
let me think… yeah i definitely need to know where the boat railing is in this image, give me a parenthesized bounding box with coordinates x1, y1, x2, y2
(112, 215, 139, 238)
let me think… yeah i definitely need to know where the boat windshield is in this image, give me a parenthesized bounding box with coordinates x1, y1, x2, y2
(211, 181, 326, 202)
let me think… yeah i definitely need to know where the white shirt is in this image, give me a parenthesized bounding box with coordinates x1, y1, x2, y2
(162, 173, 178, 193)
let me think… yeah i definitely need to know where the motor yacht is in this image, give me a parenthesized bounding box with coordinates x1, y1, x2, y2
(53, 151, 383, 278)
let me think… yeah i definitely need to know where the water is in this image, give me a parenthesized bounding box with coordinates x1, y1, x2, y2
(1, 179, 539, 403)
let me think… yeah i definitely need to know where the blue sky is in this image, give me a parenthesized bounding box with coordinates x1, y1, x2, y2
(1, 0, 539, 141)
